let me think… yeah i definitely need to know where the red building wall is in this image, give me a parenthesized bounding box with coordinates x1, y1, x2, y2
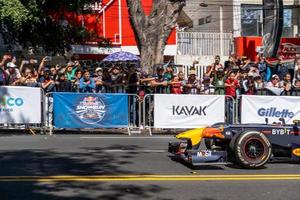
(54, 0, 176, 47)
(235, 36, 300, 61)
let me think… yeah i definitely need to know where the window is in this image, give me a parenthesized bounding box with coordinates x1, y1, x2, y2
(199, 18, 205, 26)
(241, 4, 263, 36)
(241, 4, 294, 37)
(282, 9, 292, 37)
(198, 16, 212, 26)
(206, 16, 212, 23)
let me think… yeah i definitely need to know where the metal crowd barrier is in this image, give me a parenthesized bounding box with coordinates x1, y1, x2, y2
(0, 86, 46, 134)
(45, 93, 141, 135)
(142, 94, 236, 135)
(2, 85, 300, 135)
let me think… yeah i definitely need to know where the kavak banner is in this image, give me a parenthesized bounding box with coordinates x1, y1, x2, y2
(154, 94, 225, 128)
(53, 93, 129, 128)
(241, 95, 300, 124)
(0, 86, 42, 124)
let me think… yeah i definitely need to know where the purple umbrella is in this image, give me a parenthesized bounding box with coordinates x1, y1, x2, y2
(102, 51, 140, 62)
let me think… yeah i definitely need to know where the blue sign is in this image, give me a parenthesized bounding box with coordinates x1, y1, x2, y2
(53, 93, 129, 128)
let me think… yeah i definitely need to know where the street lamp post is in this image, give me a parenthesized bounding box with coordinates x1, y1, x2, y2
(200, 2, 224, 56)
(220, 5, 224, 56)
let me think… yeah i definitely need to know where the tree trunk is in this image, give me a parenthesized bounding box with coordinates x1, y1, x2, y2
(126, 0, 185, 73)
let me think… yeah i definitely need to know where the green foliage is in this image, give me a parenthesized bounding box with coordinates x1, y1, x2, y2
(0, 0, 105, 54)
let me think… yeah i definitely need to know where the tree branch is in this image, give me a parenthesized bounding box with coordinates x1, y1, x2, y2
(126, 0, 147, 51)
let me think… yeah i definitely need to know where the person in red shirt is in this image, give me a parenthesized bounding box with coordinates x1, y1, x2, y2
(225, 72, 240, 98)
(170, 75, 183, 94)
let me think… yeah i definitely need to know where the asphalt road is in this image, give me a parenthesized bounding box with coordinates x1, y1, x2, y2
(0, 134, 299, 200)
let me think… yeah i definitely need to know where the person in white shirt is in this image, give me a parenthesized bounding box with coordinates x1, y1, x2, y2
(5, 62, 21, 85)
(266, 74, 280, 88)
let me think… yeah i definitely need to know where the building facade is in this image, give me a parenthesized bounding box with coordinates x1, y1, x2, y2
(64, 0, 177, 60)
(183, 0, 299, 37)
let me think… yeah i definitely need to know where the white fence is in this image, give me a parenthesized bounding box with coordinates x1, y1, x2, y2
(176, 65, 208, 80)
(177, 32, 233, 56)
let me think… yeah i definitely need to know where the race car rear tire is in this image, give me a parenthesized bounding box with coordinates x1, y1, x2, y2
(234, 131, 272, 169)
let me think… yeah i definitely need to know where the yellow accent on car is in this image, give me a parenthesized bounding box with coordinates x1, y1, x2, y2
(292, 148, 300, 156)
(176, 128, 206, 146)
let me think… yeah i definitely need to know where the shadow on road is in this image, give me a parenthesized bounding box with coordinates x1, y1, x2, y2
(0, 146, 169, 200)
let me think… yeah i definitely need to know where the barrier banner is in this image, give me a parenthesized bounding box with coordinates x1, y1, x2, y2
(154, 94, 225, 128)
(53, 93, 128, 128)
(0, 86, 41, 123)
(241, 95, 300, 124)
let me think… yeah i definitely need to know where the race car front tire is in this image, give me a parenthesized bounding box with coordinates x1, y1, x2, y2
(234, 131, 272, 169)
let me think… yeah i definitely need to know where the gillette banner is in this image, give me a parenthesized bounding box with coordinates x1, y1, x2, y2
(241, 95, 300, 124)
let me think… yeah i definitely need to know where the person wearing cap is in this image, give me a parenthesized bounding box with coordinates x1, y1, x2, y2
(254, 75, 264, 90)
(183, 70, 199, 94)
(212, 68, 226, 95)
(266, 74, 280, 88)
(110, 65, 125, 93)
(40, 67, 56, 93)
(199, 75, 214, 95)
(56, 73, 72, 92)
(151, 66, 168, 94)
(94, 67, 104, 93)
(5, 62, 21, 86)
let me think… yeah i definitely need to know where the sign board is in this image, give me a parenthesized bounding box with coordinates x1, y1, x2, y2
(154, 94, 225, 128)
(241, 95, 300, 124)
(0, 86, 42, 124)
(53, 93, 128, 128)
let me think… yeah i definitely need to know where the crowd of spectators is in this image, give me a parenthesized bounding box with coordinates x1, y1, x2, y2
(1, 54, 300, 97)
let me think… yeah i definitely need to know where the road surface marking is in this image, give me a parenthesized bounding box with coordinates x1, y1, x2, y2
(80, 136, 174, 139)
(1, 174, 300, 182)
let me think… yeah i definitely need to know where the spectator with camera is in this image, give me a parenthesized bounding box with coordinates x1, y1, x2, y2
(21, 67, 39, 87)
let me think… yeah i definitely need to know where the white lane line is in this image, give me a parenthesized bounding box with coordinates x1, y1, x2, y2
(87, 149, 167, 153)
(80, 136, 174, 139)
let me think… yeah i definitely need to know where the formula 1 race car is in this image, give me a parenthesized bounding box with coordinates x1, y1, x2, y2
(168, 119, 300, 169)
